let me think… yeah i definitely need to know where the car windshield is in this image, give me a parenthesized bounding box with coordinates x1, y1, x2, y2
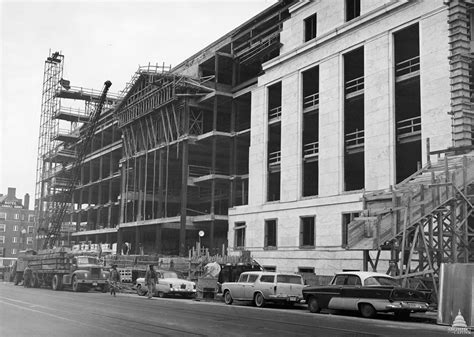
(364, 276, 400, 286)
(162, 271, 179, 279)
(76, 257, 100, 265)
(276, 275, 302, 284)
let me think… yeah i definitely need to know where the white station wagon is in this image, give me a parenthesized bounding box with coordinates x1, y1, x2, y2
(221, 271, 304, 307)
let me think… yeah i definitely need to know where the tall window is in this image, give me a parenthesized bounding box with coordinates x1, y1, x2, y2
(264, 219, 277, 248)
(27, 237, 33, 245)
(342, 212, 360, 247)
(0, 236, 5, 244)
(234, 222, 246, 249)
(346, 0, 361, 22)
(12, 248, 17, 255)
(14, 213, 19, 220)
(0, 224, 5, 232)
(300, 216, 315, 247)
(13, 225, 18, 232)
(0, 212, 6, 220)
(12, 237, 18, 243)
(28, 226, 34, 234)
(28, 215, 35, 222)
(304, 13, 317, 42)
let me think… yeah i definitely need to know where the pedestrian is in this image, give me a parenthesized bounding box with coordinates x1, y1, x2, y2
(109, 264, 121, 297)
(122, 242, 128, 255)
(145, 264, 157, 299)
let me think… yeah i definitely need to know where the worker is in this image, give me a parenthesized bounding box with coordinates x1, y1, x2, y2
(109, 264, 121, 297)
(23, 266, 32, 288)
(145, 264, 157, 299)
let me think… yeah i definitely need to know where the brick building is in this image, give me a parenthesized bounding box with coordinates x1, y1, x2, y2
(0, 188, 35, 264)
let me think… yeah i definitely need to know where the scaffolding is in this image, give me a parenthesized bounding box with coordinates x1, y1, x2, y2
(34, 51, 64, 248)
(35, 52, 118, 249)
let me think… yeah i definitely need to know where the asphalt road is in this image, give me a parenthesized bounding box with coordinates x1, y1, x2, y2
(0, 282, 452, 337)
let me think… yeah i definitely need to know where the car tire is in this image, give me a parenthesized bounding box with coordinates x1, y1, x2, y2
(359, 303, 376, 318)
(224, 291, 233, 305)
(254, 292, 265, 308)
(136, 285, 146, 296)
(308, 297, 321, 313)
(394, 311, 410, 320)
(158, 291, 165, 298)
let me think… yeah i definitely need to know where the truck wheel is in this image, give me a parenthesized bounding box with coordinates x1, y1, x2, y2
(52, 274, 62, 291)
(308, 297, 321, 313)
(254, 292, 265, 308)
(72, 275, 80, 292)
(224, 291, 233, 305)
(359, 303, 376, 318)
(157, 291, 165, 298)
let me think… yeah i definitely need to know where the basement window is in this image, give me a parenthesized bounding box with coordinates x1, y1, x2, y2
(300, 216, 315, 248)
(346, 0, 360, 22)
(264, 219, 277, 249)
(304, 13, 317, 42)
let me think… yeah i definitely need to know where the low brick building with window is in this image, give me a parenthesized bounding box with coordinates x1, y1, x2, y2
(0, 188, 35, 265)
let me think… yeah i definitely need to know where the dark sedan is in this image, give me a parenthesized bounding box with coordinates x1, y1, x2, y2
(302, 271, 430, 319)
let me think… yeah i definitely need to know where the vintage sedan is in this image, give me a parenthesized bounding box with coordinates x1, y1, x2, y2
(302, 271, 430, 319)
(136, 270, 196, 298)
(222, 271, 304, 307)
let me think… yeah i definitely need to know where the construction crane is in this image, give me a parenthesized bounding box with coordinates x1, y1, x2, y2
(42, 80, 112, 249)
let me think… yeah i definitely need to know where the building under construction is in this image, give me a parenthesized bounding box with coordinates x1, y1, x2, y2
(35, 0, 473, 288)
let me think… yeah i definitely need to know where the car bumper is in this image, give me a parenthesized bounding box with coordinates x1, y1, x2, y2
(169, 289, 197, 295)
(385, 301, 429, 312)
(268, 295, 303, 303)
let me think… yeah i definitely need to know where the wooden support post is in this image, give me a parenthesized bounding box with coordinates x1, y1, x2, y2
(362, 250, 369, 271)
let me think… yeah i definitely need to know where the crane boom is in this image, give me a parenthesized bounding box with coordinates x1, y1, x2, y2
(42, 81, 112, 249)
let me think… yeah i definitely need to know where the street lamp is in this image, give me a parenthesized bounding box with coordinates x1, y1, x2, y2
(21, 228, 27, 250)
(198, 230, 205, 255)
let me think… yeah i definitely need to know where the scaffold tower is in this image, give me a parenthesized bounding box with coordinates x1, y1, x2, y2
(34, 51, 64, 248)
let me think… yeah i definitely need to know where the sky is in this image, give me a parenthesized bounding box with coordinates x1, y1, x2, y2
(0, 0, 276, 205)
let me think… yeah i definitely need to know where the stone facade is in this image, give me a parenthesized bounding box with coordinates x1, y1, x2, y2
(228, 0, 454, 275)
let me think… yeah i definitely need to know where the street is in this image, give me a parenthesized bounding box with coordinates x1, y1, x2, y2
(0, 282, 452, 337)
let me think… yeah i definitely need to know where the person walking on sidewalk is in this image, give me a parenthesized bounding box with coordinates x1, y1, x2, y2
(109, 264, 121, 297)
(145, 264, 158, 299)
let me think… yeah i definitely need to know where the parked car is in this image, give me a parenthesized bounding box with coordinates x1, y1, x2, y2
(302, 271, 430, 319)
(221, 271, 304, 307)
(136, 270, 196, 298)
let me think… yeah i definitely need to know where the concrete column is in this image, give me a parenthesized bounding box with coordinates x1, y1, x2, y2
(318, 55, 343, 196)
(364, 34, 392, 190)
(155, 225, 162, 254)
(280, 72, 301, 201)
(248, 86, 266, 206)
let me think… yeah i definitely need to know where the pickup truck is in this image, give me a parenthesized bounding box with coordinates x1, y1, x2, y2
(302, 271, 430, 319)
